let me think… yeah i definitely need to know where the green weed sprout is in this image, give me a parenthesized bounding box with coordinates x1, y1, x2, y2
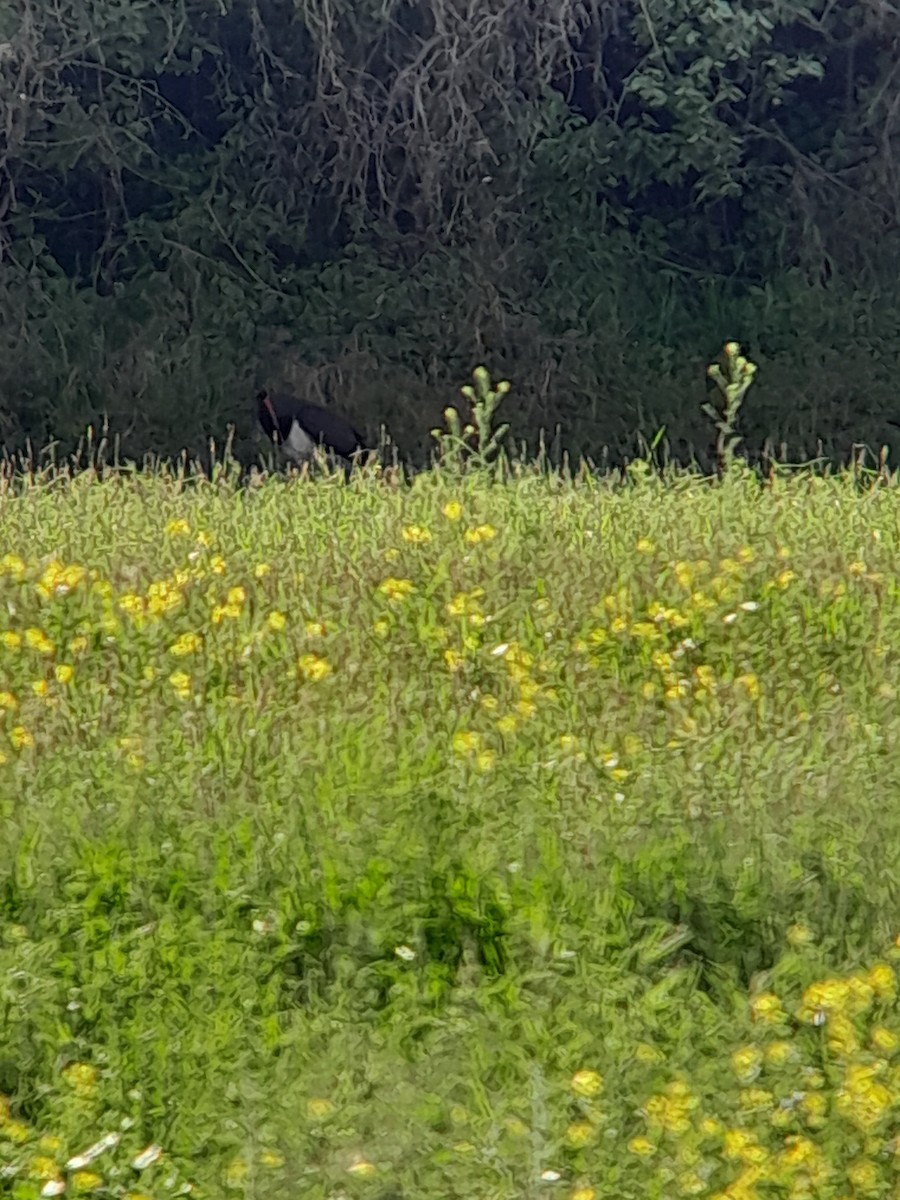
(704, 341, 758, 474)
(432, 365, 511, 472)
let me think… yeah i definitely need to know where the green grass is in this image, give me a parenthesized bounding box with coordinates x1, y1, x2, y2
(1, 464, 899, 1200)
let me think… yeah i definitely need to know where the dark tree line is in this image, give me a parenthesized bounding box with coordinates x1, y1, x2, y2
(1, 0, 898, 466)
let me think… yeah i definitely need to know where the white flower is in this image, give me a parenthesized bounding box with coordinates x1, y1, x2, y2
(132, 1144, 163, 1170)
(66, 1131, 120, 1169)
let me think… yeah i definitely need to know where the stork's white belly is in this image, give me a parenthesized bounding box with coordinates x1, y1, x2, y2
(282, 419, 318, 463)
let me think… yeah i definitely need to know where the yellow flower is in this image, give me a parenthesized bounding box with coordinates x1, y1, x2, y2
(254, 562, 271, 578)
(800, 1092, 828, 1128)
(378, 577, 415, 603)
(571, 1190, 596, 1200)
(846, 1159, 879, 1191)
(118, 593, 145, 619)
(1, 630, 22, 650)
(866, 963, 896, 999)
(634, 1043, 665, 1065)
(62, 1062, 97, 1093)
(212, 604, 240, 623)
(31, 679, 48, 698)
(68, 635, 88, 656)
(146, 581, 184, 617)
(786, 922, 813, 947)
(444, 648, 463, 672)
(168, 671, 191, 698)
(28, 1155, 61, 1181)
(764, 1040, 796, 1066)
(297, 654, 331, 682)
(677, 1171, 706, 1195)
(164, 518, 191, 537)
(442, 500, 463, 521)
(635, 537, 655, 554)
(731, 1046, 763, 1082)
(452, 730, 482, 756)
(496, 714, 518, 735)
(643, 1083, 696, 1135)
(827, 1011, 860, 1055)
(401, 525, 432, 544)
(72, 1171, 104, 1193)
(305, 621, 327, 638)
(835, 1078, 891, 1129)
(628, 1136, 655, 1157)
(694, 664, 716, 691)
(722, 1128, 765, 1163)
(699, 1117, 724, 1138)
(0, 691, 17, 709)
(267, 611, 287, 632)
(210, 555, 226, 575)
(447, 592, 472, 617)
(571, 1070, 603, 1098)
(24, 627, 55, 655)
(36, 561, 86, 599)
(225, 1158, 248, 1186)
(475, 750, 496, 773)
(372, 618, 390, 638)
(227, 586, 246, 607)
(799, 977, 851, 1022)
(306, 1098, 335, 1119)
(463, 524, 497, 545)
(870, 1026, 898, 1054)
(735, 673, 760, 700)
(565, 1121, 596, 1148)
(739, 1088, 773, 1112)
(169, 632, 202, 657)
(259, 1150, 284, 1168)
(9, 726, 33, 749)
(0, 553, 26, 578)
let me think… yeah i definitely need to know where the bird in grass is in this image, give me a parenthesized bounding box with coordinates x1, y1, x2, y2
(256, 389, 369, 469)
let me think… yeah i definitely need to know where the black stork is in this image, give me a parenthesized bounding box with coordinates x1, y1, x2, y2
(256, 389, 369, 468)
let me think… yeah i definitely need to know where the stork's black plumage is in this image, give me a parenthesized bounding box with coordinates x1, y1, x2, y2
(257, 389, 368, 466)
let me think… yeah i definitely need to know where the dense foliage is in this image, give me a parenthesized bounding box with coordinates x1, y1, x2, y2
(1, 465, 900, 1197)
(0, 0, 898, 462)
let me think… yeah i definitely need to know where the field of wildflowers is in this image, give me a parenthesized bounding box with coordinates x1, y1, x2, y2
(1, 464, 899, 1200)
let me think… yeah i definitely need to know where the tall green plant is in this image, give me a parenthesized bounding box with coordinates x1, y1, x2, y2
(431, 366, 511, 473)
(703, 341, 758, 475)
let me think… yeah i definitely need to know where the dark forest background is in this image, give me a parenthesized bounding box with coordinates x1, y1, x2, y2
(1, 0, 898, 469)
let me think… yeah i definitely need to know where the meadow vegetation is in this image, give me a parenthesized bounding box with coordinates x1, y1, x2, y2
(1, 455, 899, 1199)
